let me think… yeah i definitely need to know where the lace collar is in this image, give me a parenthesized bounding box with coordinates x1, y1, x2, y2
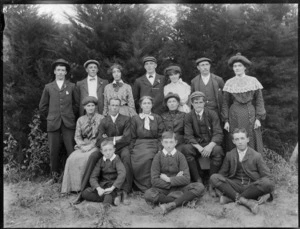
(223, 75, 263, 93)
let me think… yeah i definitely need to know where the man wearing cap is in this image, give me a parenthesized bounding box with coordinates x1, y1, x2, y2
(39, 58, 79, 184)
(191, 57, 224, 117)
(182, 91, 224, 195)
(76, 60, 108, 116)
(132, 56, 166, 115)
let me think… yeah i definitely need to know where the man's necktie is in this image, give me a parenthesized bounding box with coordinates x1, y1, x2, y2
(89, 77, 96, 81)
(149, 75, 153, 78)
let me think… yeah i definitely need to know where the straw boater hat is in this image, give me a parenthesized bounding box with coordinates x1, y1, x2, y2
(164, 92, 181, 104)
(84, 60, 100, 69)
(164, 65, 182, 75)
(52, 59, 70, 72)
(142, 56, 157, 64)
(195, 57, 212, 65)
(82, 96, 98, 106)
(228, 53, 252, 67)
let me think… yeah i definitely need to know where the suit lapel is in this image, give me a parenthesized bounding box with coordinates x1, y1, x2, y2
(83, 78, 89, 93)
(97, 76, 103, 91)
(242, 148, 250, 162)
(51, 81, 60, 91)
(211, 74, 219, 102)
(141, 75, 153, 87)
(152, 74, 162, 88)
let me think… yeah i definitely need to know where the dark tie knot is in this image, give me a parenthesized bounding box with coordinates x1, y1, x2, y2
(113, 82, 123, 88)
(148, 75, 153, 78)
(89, 77, 96, 81)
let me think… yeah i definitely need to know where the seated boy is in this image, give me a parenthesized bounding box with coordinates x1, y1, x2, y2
(82, 139, 126, 206)
(144, 131, 205, 215)
(210, 128, 275, 214)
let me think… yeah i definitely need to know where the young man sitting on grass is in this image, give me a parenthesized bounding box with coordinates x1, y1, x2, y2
(144, 131, 205, 215)
(210, 128, 275, 214)
(81, 139, 126, 206)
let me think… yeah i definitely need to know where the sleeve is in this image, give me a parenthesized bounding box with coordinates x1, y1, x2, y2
(156, 115, 165, 138)
(127, 85, 136, 110)
(184, 113, 198, 144)
(74, 83, 81, 118)
(102, 85, 109, 116)
(89, 159, 102, 189)
(169, 153, 190, 186)
(218, 153, 230, 177)
(221, 91, 230, 122)
(254, 89, 266, 121)
(256, 154, 272, 179)
(39, 86, 49, 120)
(151, 153, 171, 189)
(209, 110, 224, 145)
(132, 79, 140, 112)
(115, 117, 131, 151)
(72, 84, 80, 119)
(74, 118, 85, 147)
(95, 121, 106, 148)
(112, 157, 126, 189)
(190, 79, 195, 93)
(129, 117, 137, 152)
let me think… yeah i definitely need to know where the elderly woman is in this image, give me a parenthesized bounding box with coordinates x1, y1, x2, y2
(222, 53, 266, 153)
(164, 65, 191, 113)
(103, 63, 137, 117)
(130, 96, 165, 192)
(161, 92, 186, 152)
(61, 96, 104, 193)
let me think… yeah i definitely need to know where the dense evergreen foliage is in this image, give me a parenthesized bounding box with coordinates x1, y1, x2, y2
(3, 4, 298, 164)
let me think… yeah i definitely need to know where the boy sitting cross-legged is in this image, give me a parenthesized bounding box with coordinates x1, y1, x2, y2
(82, 139, 126, 206)
(144, 131, 205, 215)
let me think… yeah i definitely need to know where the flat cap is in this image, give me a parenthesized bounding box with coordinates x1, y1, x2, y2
(164, 65, 182, 75)
(195, 57, 212, 65)
(84, 59, 100, 69)
(52, 58, 70, 72)
(82, 96, 98, 106)
(164, 92, 181, 104)
(190, 91, 206, 100)
(143, 56, 157, 64)
(228, 53, 252, 66)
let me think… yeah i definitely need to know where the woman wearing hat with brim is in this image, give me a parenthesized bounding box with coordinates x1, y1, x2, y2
(222, 53, 266, 153)
(103, 63, 137, 117)
(163, 65, 191, 113)
(61, 96, 104, 193)
(161, 92, 186, 152)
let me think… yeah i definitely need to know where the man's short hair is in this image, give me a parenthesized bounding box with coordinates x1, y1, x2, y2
(109, 97, 121, 105)
(101, 139, 115, 148)
(161, 131, 177, 141)
(232, 128, 248, 139)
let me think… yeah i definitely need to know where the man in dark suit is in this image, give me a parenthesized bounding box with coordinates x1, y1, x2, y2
(190, 57, 224, 117)
(39, 59, 79, 184)
(132, 56, 166, 115)
(76, 60, 108, 116)
(73, 98, 132, 205)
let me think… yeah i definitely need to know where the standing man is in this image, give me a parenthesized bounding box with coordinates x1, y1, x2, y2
(132, 56, 166, 115)
(39, 58, 79, 184)
(76, 60, 108, 116)
(191, 57, 224, 117)
(182, 91, 224, 194)
(73, 98, 132, 205)
(210, 128, 274, 214)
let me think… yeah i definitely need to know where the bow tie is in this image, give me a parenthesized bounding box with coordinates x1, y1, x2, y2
(113, 82, 123, 88)
(139, 113, 154, 130)
(148, 75, 154, 78)
(89, 77, 96, 81)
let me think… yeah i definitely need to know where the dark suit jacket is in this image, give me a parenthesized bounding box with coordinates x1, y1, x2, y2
(39, 80, 78, 132)
(191, 73, 224, 115)
(184, 108, 223, 146)
(96, 114, 131, 152)
(76, 76, 109, 116)
(132, 73, 166, 115)
(218, 147, 275, 193)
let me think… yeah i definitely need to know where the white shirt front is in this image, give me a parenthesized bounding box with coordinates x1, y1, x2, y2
(201, 74, 211, 85)
(56, 80, 64, 90)
(110, 113, 119, 123)
(237, 148, 248, 162)
(195, 109, 204, 120)
(146, 73, 156, 85)
(103, 154, 116, 162)
(87, 75, 98, 99)
(162, 148, 177, 156)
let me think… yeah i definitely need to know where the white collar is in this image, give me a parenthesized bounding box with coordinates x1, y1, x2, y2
(103, 154, 116, 162)
(113, 80, 124, 84)
(146, 73, 156, 78)
(237, 147, 248, 154)
(162, 148, 177, 156)
(195, 109, 204, 116)
(88, 75, 97, 80)
(56, 79, 64, 82)
(110, 113, 119, 122)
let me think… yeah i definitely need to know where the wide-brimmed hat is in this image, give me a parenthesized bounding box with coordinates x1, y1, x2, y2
(195, 57, 212, 65)
(84, 59, 100, 69)
(228, 53, 252, 67)
(52, 58, 70, 72)
(82, 96, 98, 106)
(164, 92, 181, 104)
(143, 56, 157, 64)
(164, 65, 182, 76)
(190, 91, 206, 101)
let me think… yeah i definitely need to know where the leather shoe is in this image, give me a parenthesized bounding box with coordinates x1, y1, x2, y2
(114, 194, 122, 206)
(122, 191, 131, 205)
(160, 202, 176, 215)
(220, 195, 234, 205)
(238, 197, 259, 214)
(73, 194, 83, 205)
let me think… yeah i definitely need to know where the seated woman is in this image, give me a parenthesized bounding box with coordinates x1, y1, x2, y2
(164, 65, 191, 113)
(130, 96, 165, 192)
(103, 63, 137, 117)
(61, 96, 104, 193)
(161, 92, 186, 152)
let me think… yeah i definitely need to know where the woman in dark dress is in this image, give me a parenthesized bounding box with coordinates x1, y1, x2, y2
(222, 53, 266, 153)
(130, 96, 165, 192)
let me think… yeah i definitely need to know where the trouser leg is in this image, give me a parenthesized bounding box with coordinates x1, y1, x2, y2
(144, 187, 171, 204)
(48, 130, 61, 174)
(182, 144, 201, 182)
(61, 121, 75, 156)
(82, 187, 104, 202)
(117, 147, 133, 193)
(174, 191, 196, 207)
(240, 184, 265, 200)
(209, 145, 224, 177)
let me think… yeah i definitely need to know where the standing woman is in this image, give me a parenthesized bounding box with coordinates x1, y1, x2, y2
(103, 63, 137, 117)
(222, 53, 266, 153)
(61, 96, 104, 193)
(130, 96, 165, 192)
(164, 65, 191, 113)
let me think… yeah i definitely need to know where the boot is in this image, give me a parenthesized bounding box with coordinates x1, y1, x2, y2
(73, 193, 84, 205)
(122, 191, 131, 205)
(220, 195, 234, 205)
(160, 202, 176, 215)
(114, 193, 122, 206)
(238, 197, 259, 214)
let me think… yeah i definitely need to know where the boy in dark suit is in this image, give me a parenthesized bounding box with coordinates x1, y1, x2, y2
(210, 128, 275, 214)
(76, 60, 108, 115)
(132, 56, 166, 115)
(82, 139, 126, 206)
(39, 58, 79, 184)
(144, 131, 205, 215)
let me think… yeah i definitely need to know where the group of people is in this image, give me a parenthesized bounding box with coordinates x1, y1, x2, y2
(39, 53, 274, 215)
